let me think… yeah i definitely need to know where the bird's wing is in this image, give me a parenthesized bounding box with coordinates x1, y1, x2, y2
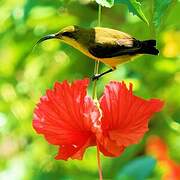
(88, 28, 142, 58)
(88, 38, 142, 58)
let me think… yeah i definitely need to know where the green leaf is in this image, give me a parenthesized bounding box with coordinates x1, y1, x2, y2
(115, 0, 149, 25)
(153, 0, 175, 29)
(115, 156, 156, 180)
(95, 0, 114, 8)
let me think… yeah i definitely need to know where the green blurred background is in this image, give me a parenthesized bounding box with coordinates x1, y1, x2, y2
(0, 0, 180, 179)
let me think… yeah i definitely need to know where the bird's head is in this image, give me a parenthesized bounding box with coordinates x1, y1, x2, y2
(36, 25, 81, 45)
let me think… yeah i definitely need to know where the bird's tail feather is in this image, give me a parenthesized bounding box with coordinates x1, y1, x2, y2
(140, 40, 159, 55)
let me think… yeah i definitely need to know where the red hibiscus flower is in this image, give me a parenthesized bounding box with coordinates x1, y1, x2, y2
(33, 79, 164, 161)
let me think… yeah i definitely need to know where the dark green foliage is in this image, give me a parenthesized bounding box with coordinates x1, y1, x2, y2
(115, 156, 156, 180)
(153, 0, 177, 30)
(96, 0, 149, 24)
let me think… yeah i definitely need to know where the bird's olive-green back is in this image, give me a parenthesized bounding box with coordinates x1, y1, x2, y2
(73, 26, 133, 47)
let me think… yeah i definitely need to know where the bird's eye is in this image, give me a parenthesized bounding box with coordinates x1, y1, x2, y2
(61, 31, 74, 38)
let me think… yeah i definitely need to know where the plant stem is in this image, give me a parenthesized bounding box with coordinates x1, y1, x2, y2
(92, 4, 103, 180)
(98, 4, 102, 27)
(92, 62, 99, 100)
(97, 144, 103, 180)
(92, 4, 102, 100)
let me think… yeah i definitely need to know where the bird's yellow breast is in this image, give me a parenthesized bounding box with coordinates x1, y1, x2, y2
(62, 37, 96, 59)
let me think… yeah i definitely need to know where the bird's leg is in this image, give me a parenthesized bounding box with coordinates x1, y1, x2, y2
(91, 68, 115, 81)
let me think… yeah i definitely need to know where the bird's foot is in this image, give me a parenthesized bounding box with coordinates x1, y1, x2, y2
(91, 74, 100, 81)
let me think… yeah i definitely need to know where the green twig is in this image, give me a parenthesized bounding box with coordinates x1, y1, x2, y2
(92, 4, 102, 100)
(98, 4, 102, 27)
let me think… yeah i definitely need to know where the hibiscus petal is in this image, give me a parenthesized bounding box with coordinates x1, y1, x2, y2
(99, 81, 164, 156)
(55, 138, 93, 160)
(97, 138, 125, 157)
(33, 79, 100, 160)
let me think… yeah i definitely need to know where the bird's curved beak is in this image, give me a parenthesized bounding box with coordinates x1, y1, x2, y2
(36, 33, 60, 45)
(32, 33, 62, 51)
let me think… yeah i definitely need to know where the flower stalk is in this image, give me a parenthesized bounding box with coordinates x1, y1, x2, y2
(97, 144, 103, 180)
(92, 5, 103, 180)
(92, 4, 103, 180)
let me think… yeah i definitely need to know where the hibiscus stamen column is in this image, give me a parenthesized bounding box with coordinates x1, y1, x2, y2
(92, 4, 103, 180)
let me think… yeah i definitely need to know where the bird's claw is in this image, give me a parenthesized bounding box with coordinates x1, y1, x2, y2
(91, 74, 100, 81)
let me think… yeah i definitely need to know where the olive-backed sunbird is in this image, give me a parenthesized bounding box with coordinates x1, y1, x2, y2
(36, 25, 159, 80)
